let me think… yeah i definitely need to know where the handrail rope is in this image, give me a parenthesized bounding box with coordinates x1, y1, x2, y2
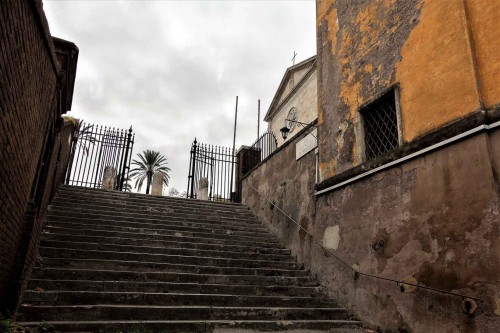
(244, 179, 483, 302)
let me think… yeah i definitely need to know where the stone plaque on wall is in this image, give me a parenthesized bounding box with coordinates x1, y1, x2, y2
(296, 129, 317, 160)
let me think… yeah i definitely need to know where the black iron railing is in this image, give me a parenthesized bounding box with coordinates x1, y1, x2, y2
(241, 129, 278, 176)
(187, 139, 237, 202)
(65, 122, 134, 190)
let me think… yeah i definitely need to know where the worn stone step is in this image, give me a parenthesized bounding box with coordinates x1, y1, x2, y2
(17, 305, 350, 321)
(43, 223, 277, 245)
(35, 258, 308, 277)
(40, 240, 293, 261)
(43, 226, 279, 248)
(38, 247, 297, 270)
(46, 217, 270, 238)
(22, 291, 339, 308)
(16, 319, 364, 333)
(48, 209, 268, 234)
(48, 205, 259, 228)
(27, 279, 322, 296)
(50, 197, 257, 221)
(17, 186, 363, 332)
(32, 268, 317, 287)
(56, 186, 249, 211)
(41, 233, 291, 255)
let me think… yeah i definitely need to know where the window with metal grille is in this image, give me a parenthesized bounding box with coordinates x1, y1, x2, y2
(360, 89, 400, 160)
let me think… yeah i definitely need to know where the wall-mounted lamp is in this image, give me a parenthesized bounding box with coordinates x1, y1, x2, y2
(280, 119, 317, 140)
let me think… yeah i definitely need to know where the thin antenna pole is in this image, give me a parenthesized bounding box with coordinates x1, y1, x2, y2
(230, 96, 238, 201)
(257, 99, 260, 140)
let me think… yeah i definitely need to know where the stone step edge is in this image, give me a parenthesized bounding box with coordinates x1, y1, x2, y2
(38, 247, 295, 265)
(48, 205, 257, 222)
(50, 198, 253, 216)
(42, 226, 279, 245)
(35, 258, 307, 274)
(47, 211, 261, 229)
(45, 218, 269, 235)
(31, 268, 314, 282)
(16, 319, 364, 327)
(27, 279, 321, 291)
(57, 186, 247, 208)
(22, 291, 337, 303)
(40, 240, 293, 259)
(19, 305, 345, 310)
(40, 234, 287, 252)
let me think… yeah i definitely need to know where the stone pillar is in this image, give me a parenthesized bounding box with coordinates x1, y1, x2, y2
(102, 166, 116, 190)
(198, 177, 209, 200)
(235, 146, 261, 202)
(151, 172, 164, 196)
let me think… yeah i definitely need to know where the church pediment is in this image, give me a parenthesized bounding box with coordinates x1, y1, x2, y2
(264, 55, 317, 122)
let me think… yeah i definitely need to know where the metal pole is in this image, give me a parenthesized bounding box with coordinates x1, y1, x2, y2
(257, 99, 260, 140)
(189, 138, 197, 199)
(119, 126, 133, 191)
(229, 96, 238, 201)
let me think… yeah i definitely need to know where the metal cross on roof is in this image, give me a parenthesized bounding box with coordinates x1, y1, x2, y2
(291, 51, 297, 65)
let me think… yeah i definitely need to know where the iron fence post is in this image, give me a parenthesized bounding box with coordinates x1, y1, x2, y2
(188, 138, 197, 199)
(119, 126, 133, 191)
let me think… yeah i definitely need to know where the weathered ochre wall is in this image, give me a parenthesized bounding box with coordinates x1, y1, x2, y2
(466, 0, 500, 108)
(317, 0, 499, 180)
(396, 0, 480, 142)
(242, 129, 500, 333)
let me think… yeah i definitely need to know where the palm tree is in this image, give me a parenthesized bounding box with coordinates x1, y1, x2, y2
(129, 150, 170, 194)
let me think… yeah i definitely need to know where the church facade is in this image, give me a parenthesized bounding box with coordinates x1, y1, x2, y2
(264, 55, 317, 147)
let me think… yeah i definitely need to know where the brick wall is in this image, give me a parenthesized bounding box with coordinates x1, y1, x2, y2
(0, 0, 77, 314)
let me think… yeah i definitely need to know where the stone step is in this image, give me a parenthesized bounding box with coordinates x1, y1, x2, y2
(17, 305, 350, 321)
(27, 279, 322, 296)
(50, 197, 257, 221)
(32, 268, 317, 287)
(40, 240, 293, 261)
(35, 258, 308, 277)
(22, 291, 339, 308)
(48, 210, 268, 234)
(38, 247, 297, 270)
(43, 226, 279, 248)
(41, 233, 291, 255)
(43, 223, 277, 244)
(48, 205, 259, 227)
(17, 186, 363, 332)
(16, 319, 364, 333)
(46, 217, 271, 238)
(56, 186, 249, 211)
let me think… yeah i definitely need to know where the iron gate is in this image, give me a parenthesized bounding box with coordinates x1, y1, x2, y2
(65, 122, 135, 190)
(187, 139, 238, 202)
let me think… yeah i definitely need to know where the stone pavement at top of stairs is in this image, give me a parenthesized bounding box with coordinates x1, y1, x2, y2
(214, 329, 374, 333)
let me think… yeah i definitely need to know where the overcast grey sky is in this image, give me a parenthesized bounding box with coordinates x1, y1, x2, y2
(43, 0, 316, 193)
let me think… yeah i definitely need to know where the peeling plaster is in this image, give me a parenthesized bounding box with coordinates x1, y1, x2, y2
(323, 225, 340, 250)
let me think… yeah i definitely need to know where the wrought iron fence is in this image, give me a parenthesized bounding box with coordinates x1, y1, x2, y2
(65, 122, 135, 190)
(241, 129, 278, 176)
(187, 139, 238, 202)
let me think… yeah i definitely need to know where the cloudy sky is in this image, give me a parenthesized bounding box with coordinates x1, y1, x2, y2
(43, 0, 316, 194)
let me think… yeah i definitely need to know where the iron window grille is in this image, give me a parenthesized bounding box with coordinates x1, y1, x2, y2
(360, 89, 400, 160)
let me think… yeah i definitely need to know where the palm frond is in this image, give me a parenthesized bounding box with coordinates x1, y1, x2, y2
(129, 149, 171, 193)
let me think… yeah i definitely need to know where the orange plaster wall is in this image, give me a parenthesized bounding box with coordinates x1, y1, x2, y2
(396, 0, 480, 142)
(467, 0, 500, 108)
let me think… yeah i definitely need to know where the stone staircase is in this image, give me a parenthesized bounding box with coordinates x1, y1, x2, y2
(16, 185, 364, 332)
